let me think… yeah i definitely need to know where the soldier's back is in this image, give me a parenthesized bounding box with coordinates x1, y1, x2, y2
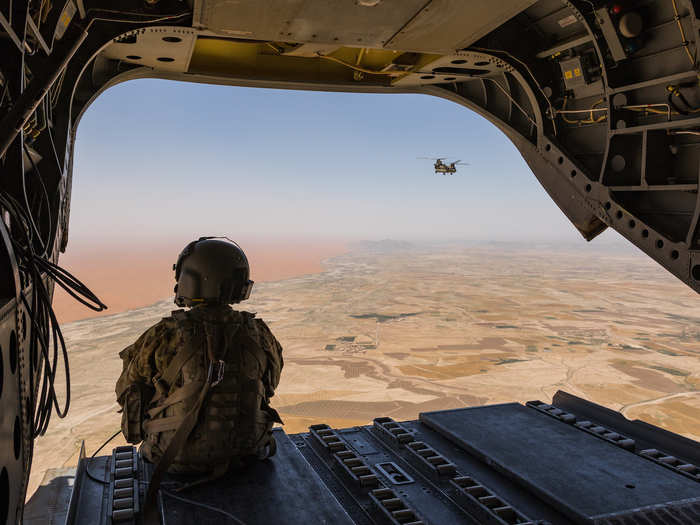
(141, 305, 283, 473)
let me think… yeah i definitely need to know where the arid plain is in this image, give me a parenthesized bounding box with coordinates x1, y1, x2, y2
(28, 241, 700, 498)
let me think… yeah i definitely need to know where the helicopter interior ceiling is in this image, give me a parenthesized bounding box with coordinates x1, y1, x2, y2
(192, 0, 538, 53)
(99, 0, 539, 81)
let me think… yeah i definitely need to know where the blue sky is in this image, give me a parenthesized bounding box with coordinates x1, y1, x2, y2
(70, 78, 609, 244)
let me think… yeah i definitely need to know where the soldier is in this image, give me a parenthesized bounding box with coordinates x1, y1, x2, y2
(115, 237, 283, 489)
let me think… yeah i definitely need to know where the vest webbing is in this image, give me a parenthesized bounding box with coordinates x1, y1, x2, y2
(143, 313, 240, 520)
(143, 379, 264, 433)
(144, 377, 213, 522)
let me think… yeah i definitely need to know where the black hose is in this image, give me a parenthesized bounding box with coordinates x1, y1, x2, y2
(2, 186, 107, 437)
(22, 143, 53, 257)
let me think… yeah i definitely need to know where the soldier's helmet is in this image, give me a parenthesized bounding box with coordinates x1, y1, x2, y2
(173, 237, 254, 307)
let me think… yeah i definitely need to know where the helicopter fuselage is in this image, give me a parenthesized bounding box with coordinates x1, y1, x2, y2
(434, 161, 457, 174)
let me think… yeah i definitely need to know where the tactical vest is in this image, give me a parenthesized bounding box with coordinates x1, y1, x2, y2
(140, 308, 282, 475)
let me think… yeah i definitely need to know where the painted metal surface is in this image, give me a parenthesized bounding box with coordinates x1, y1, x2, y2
(196, 0, 429, 47)
(31, 394, 700, 524)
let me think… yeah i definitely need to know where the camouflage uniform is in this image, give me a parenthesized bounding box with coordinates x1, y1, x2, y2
(116, 304, 283, 474)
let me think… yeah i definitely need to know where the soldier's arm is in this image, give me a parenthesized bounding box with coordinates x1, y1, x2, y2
(115, 319, 175, 401)
(115, 319, 177, 443)
(255, 319, 284, 391)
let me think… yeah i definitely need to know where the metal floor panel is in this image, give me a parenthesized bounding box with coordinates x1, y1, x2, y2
(420, 404, 700, 524)
(298, 425, 477, 525)
(74, 456, 110, 525)
(160, 429, 354, 525)
(50, 399, 700, 525)
(396, 420, 573, 524)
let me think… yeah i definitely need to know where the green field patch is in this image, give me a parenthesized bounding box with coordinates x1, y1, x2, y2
(324, 344, 336, 350)
(495, 325, 518, 329)
(657, 349, 682, 357)
(337, 336, 355, 342)
(526, 345, 537, 353)
(351, 312, 420, 323)
(495, 358, 527, 365)
(666, 313, 700, 322)
(648, 365, 689, 377)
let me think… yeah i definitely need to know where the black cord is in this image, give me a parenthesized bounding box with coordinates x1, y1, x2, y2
(2, 185, 107, 438)
(19, 147, 48, 257)
(23, 143, 53, 256)
(82, 429, 124, 485)
(83, 9, 192, 30)
(33, 255, 107, 311)
(160, 489, 249, 525)
(46, 124, 63, 173)
(667, 88, 698, 116)
(668, 93, 689, 115)
(91, 429, 122, 458)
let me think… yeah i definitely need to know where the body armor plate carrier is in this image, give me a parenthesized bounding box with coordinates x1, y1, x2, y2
(116, 306, 283, 500)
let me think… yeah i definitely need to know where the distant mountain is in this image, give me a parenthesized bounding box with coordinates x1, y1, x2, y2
(352, 239, 414, 253)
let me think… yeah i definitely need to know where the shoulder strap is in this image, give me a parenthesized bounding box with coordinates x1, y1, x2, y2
(144, 379, 212, 521)
(143, 317, 244, 519)
(151, 316, 199, 400)
(171, 309, 187, 320)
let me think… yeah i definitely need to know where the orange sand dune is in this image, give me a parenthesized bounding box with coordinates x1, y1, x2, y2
(53, 239, 346, 323)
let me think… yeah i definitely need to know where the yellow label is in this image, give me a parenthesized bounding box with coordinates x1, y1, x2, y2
(574, 68, 582, 77)
(564, 70, 573, 79)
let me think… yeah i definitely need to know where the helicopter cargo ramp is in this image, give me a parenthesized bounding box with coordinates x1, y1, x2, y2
(28, 391, 700, 525)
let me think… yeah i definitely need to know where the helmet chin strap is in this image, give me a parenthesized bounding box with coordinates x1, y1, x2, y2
(239, 279, 254, 301)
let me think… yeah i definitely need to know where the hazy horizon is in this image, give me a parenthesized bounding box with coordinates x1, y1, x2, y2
(55, 234, 648, 323)
(57, 78, 646, 322)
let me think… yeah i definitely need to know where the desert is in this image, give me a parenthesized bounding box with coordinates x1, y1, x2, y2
(29, 240, 700, 499)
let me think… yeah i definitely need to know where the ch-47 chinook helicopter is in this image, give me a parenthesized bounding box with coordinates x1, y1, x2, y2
(418, 157, 469, 174)
(3, 1, 700, 524)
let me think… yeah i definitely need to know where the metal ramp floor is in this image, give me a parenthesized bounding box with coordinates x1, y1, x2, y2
(34, 391, 700, 525)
